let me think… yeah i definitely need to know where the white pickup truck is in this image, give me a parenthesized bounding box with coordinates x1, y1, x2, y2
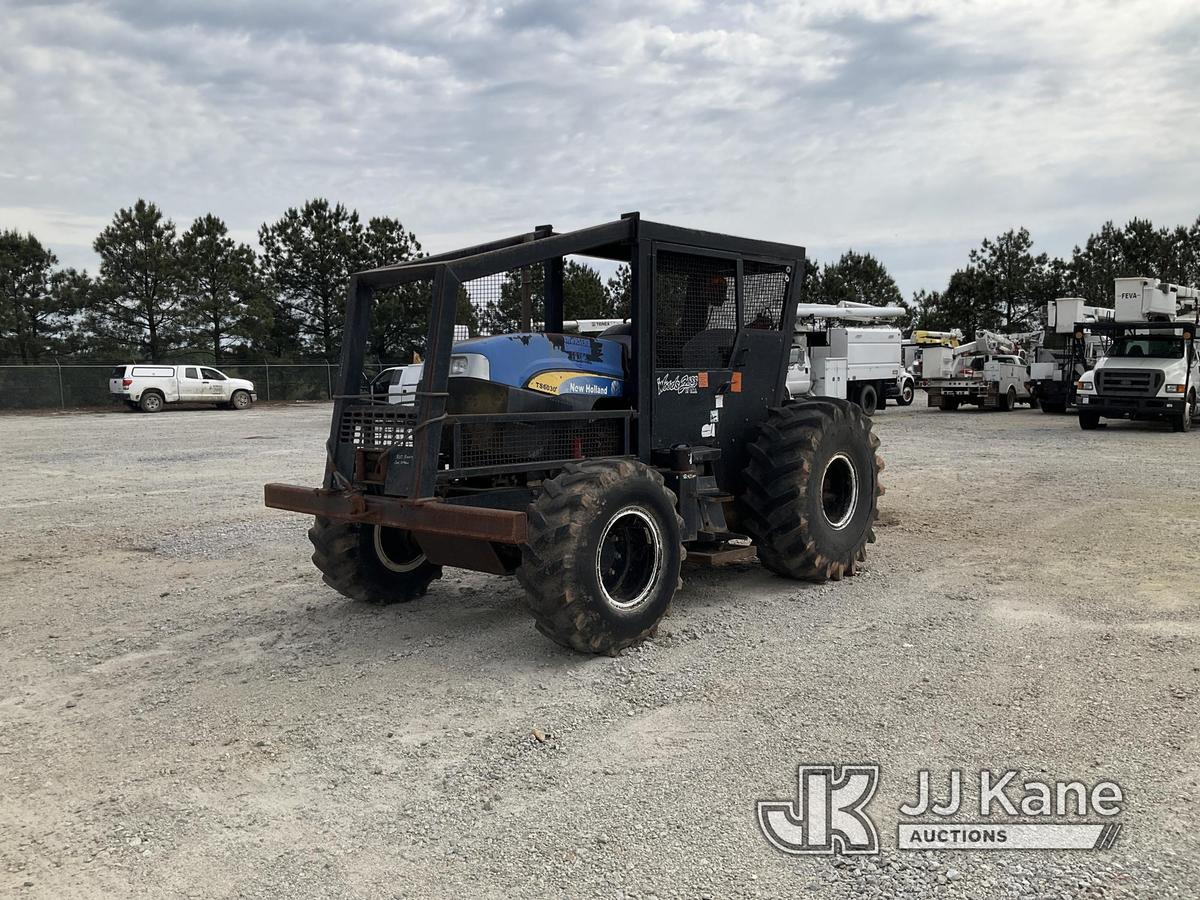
(109, 364, 257, 412)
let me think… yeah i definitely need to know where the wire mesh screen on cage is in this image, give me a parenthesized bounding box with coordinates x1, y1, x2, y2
(743, 259, 792, 331)
(459, 266, 544, 337)
(371, 276, 438, 363)
(451, 417, 626, 470)
(653, 251, 739, 369)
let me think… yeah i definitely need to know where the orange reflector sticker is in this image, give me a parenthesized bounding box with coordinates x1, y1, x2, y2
(698, 371, 709, 388)
(731, 372, 742, 392)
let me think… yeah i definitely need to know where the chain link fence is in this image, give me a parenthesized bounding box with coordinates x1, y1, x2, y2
(0, 362, 390, 410)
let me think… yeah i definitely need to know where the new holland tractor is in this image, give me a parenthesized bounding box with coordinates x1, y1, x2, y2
(265, 214, 884, 654)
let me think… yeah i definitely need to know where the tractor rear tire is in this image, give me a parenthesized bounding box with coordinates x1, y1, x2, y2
(517, 459, 683, 655)
(308, 517, 442, 605)
(739, 399, 882, 582)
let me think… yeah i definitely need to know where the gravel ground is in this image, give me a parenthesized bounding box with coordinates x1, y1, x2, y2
(0, 398, 1197, 899)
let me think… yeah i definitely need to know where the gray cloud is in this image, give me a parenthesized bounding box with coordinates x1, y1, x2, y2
(1, 1, 1198, 295)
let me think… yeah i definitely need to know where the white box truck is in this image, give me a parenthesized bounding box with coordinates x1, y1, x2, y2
(786, 303, 913, 414)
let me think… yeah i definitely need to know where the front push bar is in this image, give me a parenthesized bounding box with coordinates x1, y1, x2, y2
(264, 483, 528, 545)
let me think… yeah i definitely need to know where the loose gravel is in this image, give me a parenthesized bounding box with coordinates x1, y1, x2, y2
(0, 399, 1196, 898)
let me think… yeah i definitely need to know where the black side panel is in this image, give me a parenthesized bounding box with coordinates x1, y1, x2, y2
(650, 247, 738, 452)
(649, 245, 796, 489)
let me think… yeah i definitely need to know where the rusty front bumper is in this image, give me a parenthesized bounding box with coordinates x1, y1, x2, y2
(264, 483, 528, 544)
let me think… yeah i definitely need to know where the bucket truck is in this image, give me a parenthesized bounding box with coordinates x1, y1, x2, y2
(1028, 299, 1113, 413)
(1075, 277, 1200, 432)
(922, 330, 1040, 411)
(903, 330, 963, 380)
(786, 301, 913, 415)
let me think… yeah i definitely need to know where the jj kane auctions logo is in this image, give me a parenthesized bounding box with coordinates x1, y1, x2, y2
(758, 765, 1125, 855)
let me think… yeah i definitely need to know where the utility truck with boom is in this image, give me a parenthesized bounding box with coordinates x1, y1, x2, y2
(923, 330, 1039, 411)
(903, 330, 962, 381)
(786, 301, 913, 414)
(1027, 298, 1113, 414)
(263, 215, 884, 655)
(1076, 277, 1199, 432)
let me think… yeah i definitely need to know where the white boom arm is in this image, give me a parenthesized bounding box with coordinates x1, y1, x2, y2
(954, 329, 1042, 358)
(796, 302, 907, 321)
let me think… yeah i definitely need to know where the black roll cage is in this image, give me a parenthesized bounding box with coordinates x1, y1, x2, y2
(327, 212, 805, 498)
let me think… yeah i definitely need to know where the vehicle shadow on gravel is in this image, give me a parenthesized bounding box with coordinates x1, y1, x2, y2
(271, 559, 797, 668)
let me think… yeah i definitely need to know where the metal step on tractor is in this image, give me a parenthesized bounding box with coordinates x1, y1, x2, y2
(265, 214, 884, 654)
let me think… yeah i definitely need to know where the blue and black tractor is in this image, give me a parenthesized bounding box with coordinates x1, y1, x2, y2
(265, 214, 883, 654)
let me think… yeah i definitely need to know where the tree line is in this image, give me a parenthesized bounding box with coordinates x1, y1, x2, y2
(0, 199, 632, 365)
(3, 201, 1199, 365)
(811, 216, 1200, 336)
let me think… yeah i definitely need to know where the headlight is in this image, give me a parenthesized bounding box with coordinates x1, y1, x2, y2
(1164, 384, 1187, 394)
(1076, 380, 1094, 391)
(449, 356, 468, 376)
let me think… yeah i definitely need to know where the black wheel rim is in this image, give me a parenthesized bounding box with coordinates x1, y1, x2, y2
(821, 453, 859, 530)
(595, 507, 663, 611)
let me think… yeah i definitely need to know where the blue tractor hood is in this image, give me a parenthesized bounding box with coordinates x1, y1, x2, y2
(458, 332, 626, 399)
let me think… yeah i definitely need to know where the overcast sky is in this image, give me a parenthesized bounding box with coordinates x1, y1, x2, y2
(2, 0, 1198, 296)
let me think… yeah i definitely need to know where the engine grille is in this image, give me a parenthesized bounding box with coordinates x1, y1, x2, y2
(1095, 369, 1163, 397)
(338, 404, 630, 476)
(338, 405, 417, 450)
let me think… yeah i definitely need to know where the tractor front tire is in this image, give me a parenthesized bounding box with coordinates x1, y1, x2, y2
(739, 399, 882, 582)
(517, 459, 683, 655)
(308, 517, 442, 605)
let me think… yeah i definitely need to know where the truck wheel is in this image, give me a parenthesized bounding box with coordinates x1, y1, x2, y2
(857, 383, 879, 416)
(1079, 411, 1100, 430)
(139, 391, 164, 413)
(308, 517, 442, 605)
(230, 390, 252, 410)
(999, 386, 1016, 411)
(940, 396, 959, 411)
(739, 399, 882, 582)
(896, 381, 915, 406)
(517, 459, 683, 655)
